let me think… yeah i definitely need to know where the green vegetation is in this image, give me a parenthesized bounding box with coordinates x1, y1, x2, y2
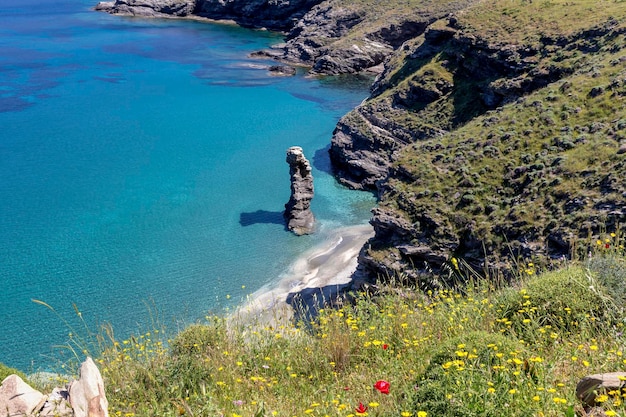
(0, 362, 27, 383)
(18, 245, 619, 417)
(344, 0, 626, 280)
(4, 3, 626, 417)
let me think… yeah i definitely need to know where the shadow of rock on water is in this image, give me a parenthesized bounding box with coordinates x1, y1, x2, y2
(286, 283, 352, 325)
(239, 210, 286, 227)
(312, 145, 333, 175)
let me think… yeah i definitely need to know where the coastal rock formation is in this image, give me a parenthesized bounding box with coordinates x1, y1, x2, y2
(94, 0, 477, 75)
(95, 0, 197, 17)
(341, 13, 626, 286)
(0, 358, 108, 417)
(95, 0, 323, 31)
(268, 65, 297, 76)
(284, 146, 315, 235)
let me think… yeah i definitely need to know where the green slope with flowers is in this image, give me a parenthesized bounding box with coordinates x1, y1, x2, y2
(7, 245, 626, 417)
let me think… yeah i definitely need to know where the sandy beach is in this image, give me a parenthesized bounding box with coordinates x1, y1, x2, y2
(232, 224, 374, 326)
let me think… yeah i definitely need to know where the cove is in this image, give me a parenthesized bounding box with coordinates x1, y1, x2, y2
(0, 0, 374, 371)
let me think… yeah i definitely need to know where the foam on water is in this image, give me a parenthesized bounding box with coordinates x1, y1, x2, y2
(0, 0, 374, 370)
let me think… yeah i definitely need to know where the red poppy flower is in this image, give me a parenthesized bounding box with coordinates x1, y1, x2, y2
(374, 380, 390, 394)
(382, 344, 389, 350)
(606, 243, 611, 249)
(355, 402, 368, 414)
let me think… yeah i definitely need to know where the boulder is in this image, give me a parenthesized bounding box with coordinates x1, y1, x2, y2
(284, 146, 315, 235)
(0, 374, 45, 417)
(69, 357, 109, 417)
(576, 372, 626, 407)
(268, 65, 297, 76)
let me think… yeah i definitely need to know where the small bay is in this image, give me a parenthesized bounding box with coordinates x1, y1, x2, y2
(0, 0, 374, 371)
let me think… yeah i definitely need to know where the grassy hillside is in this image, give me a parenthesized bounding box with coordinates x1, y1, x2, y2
(23, 248, 623, 417)
(338, 0, 626, 283)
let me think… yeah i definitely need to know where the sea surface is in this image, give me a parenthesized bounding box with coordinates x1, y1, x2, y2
(0, 0, 374, 371)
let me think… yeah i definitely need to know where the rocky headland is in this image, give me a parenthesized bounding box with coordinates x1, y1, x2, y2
(95, 0, 626, 288)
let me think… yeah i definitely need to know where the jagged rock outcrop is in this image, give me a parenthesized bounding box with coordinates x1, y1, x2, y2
(95, 0, 323, 31)
(0, 358, 108, 417)
(284, 146, 315, 235)
(264, 0, 477, 75)
(95, 0, 197, 17)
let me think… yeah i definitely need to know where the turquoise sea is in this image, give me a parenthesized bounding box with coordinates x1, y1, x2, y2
(0, 0, 374, 371)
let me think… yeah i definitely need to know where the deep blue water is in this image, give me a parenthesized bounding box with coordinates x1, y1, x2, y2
(0, 0, 374, 371)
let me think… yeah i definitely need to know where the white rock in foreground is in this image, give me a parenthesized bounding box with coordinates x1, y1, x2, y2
(0, 374, 45, 417)
(69, 357, 109, 417)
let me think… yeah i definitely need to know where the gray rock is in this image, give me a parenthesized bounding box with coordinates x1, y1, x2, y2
(94, 0, 197, 17)
(576, 372, 626, 408)
(198, 0, 322, 30)
(69, 357, 109, 417)
(96, 0, 323, 31)
(0, 374, 45, 417)
(284, 146, 315, 235)
(268, 65, 297, 76)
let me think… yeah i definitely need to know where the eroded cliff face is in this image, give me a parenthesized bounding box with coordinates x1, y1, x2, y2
(341, 13, 626, 287)
(330, 18, 577, 191)
(269, 0, 478, 74)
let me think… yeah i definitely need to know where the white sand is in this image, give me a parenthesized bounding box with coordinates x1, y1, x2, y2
(232, 224, 374, 326)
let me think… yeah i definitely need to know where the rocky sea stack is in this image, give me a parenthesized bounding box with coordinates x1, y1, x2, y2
(284, 146, 315, 235)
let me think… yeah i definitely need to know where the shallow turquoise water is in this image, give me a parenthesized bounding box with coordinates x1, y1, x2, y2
(0, 0, 374, 371)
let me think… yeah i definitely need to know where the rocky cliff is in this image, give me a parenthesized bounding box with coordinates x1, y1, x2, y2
(340, 2, 626, 287)
(95, 0, 477, 75)
(95, 0, 626, 287)
(95, 0, 323, 30)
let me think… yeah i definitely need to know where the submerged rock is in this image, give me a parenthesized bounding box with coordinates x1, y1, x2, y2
(284, 146, 315, 235)
(268, 65, 297, 76)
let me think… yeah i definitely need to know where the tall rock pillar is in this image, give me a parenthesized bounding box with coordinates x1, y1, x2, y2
(284, 146, 315, 235)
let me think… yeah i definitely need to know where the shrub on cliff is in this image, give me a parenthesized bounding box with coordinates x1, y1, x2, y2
(493, 266, 613, 342)
(411, 331, 530, 417)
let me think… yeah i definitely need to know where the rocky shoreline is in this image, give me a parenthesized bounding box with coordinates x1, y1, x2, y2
(94, 0, 626, 289)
